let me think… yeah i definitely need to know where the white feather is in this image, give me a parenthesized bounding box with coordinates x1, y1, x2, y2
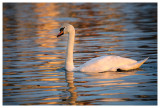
(58, 24, 149, 72)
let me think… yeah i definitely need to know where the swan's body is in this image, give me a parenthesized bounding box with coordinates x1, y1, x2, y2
(57, 23, 148, 72)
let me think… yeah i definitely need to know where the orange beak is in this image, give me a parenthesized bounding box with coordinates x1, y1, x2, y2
(57, 31, 64, 38)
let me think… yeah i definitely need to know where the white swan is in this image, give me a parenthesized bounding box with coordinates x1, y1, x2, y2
(57, 23, 149, 72)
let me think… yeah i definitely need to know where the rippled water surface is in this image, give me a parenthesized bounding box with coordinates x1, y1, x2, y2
(3, 3, 157, 105)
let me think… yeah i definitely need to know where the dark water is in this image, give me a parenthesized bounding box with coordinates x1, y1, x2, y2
(3, 3, 157, 105)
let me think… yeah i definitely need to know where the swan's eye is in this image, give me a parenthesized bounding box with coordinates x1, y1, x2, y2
(57, 27, 65, 38)
(59, 27, 64, 32)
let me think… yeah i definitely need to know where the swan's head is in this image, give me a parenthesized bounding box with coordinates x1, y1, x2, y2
(57, 23, 75, 38)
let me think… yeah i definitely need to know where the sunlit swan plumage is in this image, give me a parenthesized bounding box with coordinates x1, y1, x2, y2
(57, 23, 148, 72)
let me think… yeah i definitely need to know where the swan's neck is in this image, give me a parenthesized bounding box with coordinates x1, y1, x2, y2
(65, 29, 75, 71)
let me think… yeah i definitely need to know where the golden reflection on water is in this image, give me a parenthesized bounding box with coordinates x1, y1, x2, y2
(35, 71, 139, 105)
(32, 3, 67, 70)
(3, 3, 128, 70)
(23, 71, 77, 105)
(3, 3, 157, 105)
(4, 69, 140, 105)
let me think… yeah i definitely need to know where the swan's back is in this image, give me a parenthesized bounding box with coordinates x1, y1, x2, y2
(79, 55, 137, 72)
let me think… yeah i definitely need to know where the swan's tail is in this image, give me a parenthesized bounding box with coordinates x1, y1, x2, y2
(119, 57, 149, 71)
(137, 57, 149, 66)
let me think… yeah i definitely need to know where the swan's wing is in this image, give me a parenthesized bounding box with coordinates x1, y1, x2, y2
(113, 57, 149, 71)
(79, 56, 138, 72)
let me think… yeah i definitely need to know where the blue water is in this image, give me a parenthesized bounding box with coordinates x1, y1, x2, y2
(3, 3, 157, 105)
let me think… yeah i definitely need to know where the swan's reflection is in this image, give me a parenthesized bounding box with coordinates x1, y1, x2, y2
(83, 70, 140, 87)
(62, 69, 141, 105)
(62, 71, 77, 105)
(84, 70, 139, 79)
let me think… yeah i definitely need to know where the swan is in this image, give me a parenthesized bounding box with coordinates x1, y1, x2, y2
(57, 23, 149, 72)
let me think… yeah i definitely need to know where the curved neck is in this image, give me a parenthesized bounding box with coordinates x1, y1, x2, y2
(65, 29, 75, 71)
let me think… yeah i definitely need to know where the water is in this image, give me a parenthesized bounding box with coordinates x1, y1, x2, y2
(3, 3, 157, 105)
